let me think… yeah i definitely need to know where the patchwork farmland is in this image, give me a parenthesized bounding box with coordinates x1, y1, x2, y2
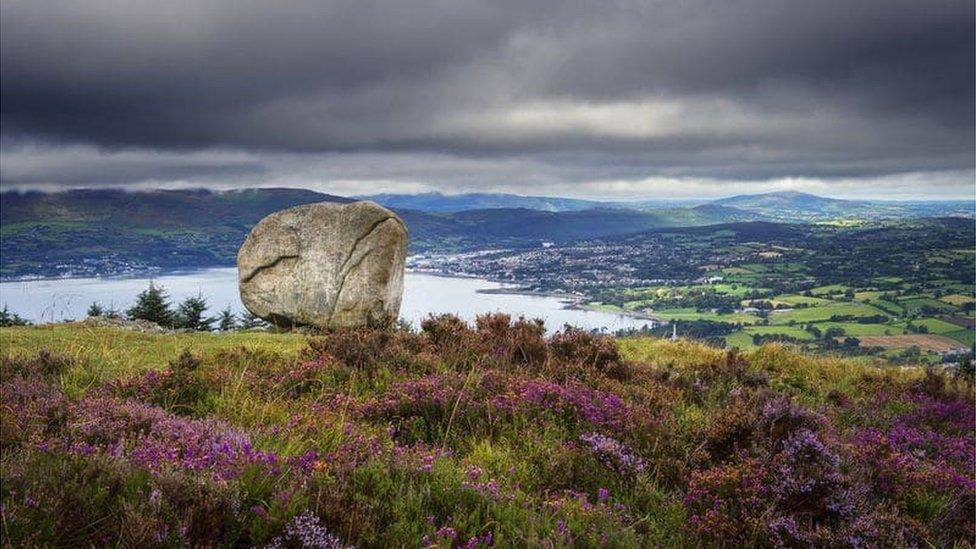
(844, 334, 968, 352)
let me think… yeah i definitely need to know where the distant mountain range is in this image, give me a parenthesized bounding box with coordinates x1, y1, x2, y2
(711, 190, 973, 222)
(355, 192, 608, 212)
(0, 188, 753, 279)
(363, 190, 974, 220)
(0, 188, 971, 279)
(356, 192, 702, 212)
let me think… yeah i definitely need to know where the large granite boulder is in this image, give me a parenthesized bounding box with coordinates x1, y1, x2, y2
(237, 201, 407, 328)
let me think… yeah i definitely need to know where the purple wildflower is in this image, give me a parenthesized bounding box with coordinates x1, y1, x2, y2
(264, 511, 349, 549)
(579, 432, 647, 475)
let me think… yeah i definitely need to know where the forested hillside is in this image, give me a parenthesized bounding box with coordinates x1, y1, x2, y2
(0, 189, 764, 278)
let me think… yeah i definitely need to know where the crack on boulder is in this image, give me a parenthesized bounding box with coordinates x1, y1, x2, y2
(240, 254, 300, 283)
(328, 216, 396, 322)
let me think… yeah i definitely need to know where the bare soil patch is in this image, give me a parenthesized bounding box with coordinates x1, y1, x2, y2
(853, 334, 967, 352)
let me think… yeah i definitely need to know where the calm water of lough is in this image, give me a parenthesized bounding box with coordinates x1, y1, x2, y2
(0, 269, 653, 333)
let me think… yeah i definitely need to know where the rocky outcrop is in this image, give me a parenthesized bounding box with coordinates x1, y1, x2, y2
(237, 201, 407, 328)
(81, 316, 174, 333)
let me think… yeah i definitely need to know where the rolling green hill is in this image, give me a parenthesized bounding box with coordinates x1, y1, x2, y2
(358, 191, 608, 212)
(714, 191, 973, 222)
(0, 188, 760, 279)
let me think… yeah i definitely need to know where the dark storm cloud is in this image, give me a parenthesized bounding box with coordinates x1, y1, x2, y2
(1, 0, 973, 194)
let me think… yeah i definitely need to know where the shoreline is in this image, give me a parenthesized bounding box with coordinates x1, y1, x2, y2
(405, 269, 660, 323)
(415, 273, 616, 308)
(1, 266, 662, 326)
(476, 287, 583, 300)
(568, 301, 661, 323)
(0, 266, 231, 284)
(400, 268, 587, 301)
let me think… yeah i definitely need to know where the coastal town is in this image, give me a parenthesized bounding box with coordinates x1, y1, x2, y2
(407, 220, 974, 363)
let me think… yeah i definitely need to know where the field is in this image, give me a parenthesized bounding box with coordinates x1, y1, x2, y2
(854, 334, 968, 352)
(901, 298, 958, 315)
(2, 320, 972, 547)
(941, 294, 975, 306)
(559, 246, 974, 360)
(809, 284, 850, 296)
(892, 318, 963, 334)
(773, 294, 832, 306)
(864, 299, 905, 316)
(599, 280, 975, 359)
(813, 322, 906, 336)
(767, 302, 886, 324)
(708, 283, 769, 297)
(590, 246, 973, 361)
(650, 308, 760, 325)
(946, 329, 976, 347)
(723, 325, 815, 348)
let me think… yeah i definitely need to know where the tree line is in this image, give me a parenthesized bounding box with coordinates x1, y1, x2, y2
(88, 282, 267, 331)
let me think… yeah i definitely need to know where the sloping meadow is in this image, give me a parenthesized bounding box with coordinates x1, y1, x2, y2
(1, 316, 973, 547)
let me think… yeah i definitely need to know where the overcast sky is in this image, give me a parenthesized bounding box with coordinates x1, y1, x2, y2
(1, 0, 973, 199)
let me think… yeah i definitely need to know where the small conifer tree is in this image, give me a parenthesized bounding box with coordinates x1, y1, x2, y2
(175, 294, 214, 331)
(87, 302, 104, 317)
(127, 282, 174, 326)
(239, 310, 268, 330)
(0, 305, 30, 327)
(217, 306, 236, 332)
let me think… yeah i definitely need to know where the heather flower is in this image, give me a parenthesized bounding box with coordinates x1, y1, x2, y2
(264, 511, 350, 549)
(6, 320, 975, 547)
(760, 397, 827, 443)
(490, 377, 659, 435)
(362, 373, 465, 421)
(465, 465, 483, 482)
(0, 373, 67, 448)
(317, 426, 391, 474)
(578, 432, 646, 475)
(768, 516, 805, 547)
(154, 525, 170, 543)
(685, 407, 855, 545)
(435, 525, 457, 540)
(291, 450, 319, 475)
(461, 477, 503, 501)
(850, 392, 976, 498)
(461, 532, 494, 548)
(389, 442, 452, 473)
(17, 396, 285, 480)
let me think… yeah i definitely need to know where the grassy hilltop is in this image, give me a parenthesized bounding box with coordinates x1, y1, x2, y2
(1, 318, 973, 547)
